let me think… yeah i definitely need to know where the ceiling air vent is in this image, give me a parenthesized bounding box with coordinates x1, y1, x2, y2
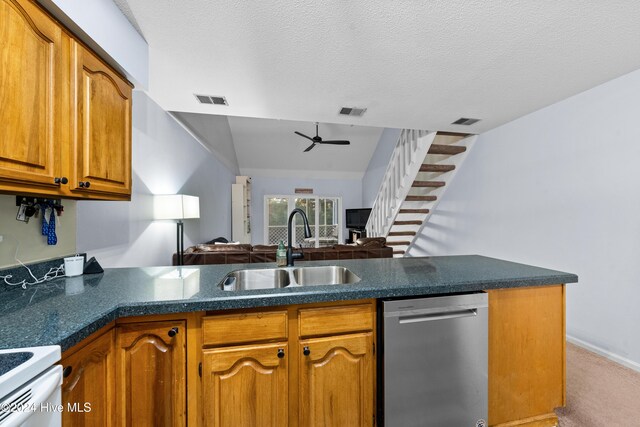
(339, 106, 367, 117)
(451, 117, 480, 126)
(194, 94, 228, 106)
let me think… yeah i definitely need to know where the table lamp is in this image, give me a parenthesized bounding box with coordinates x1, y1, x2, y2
(154, 195, 200, 266)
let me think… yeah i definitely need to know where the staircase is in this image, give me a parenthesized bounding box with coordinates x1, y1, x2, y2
(366, 130, 476, 257)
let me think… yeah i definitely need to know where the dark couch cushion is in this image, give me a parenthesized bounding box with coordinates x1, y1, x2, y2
(355, 237, 386, 247)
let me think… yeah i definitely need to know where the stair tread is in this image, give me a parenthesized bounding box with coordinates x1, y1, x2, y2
(428, 144, 466, 155)
(405, 195, 437, 202)
(412, 180, 445, 187)
(399, 209, 430, 214)
(387, 241, 411, 245)
(420, 164, 456, 172)
(388, 231, 416, 236)
(393, 220, 422, 225)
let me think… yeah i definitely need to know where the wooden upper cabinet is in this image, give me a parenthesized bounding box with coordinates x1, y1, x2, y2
(61, 328, 116, 427)
(0, 0, 65, 190)
(116, 321, 187, 427)
(70, 41, 132, 197)
(298, 333, 374, 427)
(202, 343, 289, 427)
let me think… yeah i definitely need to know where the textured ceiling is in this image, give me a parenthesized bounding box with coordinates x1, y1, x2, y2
(115, 0, 640, 134)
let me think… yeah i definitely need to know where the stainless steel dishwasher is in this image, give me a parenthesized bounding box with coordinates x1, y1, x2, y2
(381, 293, 488, 427)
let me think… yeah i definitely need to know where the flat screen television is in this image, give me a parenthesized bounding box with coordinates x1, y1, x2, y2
(345, 208, 371, 230)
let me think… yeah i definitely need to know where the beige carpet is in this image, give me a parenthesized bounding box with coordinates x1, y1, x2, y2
(556, 342, 640, 426)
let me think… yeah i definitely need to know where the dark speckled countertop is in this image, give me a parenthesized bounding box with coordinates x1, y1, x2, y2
(0, 255, 577, 351)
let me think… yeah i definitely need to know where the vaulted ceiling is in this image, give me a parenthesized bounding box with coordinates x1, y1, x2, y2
(115, 0, 640, 134)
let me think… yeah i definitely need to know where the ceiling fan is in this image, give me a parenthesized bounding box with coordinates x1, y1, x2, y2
(294, 122, 351, 152)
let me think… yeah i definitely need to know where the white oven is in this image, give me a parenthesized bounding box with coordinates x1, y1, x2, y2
(0, 346, 62, 427)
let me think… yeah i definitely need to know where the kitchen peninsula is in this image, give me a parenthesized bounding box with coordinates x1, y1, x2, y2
(0, 255, 577, 426)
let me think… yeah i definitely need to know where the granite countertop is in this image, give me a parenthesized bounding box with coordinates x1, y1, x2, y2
(0, 255, 577, 351)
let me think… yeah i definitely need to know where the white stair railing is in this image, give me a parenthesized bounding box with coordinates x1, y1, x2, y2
(366, 130, 436, 237)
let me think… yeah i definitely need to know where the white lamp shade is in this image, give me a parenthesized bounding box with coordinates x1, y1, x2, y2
(154, 195, 200, 220)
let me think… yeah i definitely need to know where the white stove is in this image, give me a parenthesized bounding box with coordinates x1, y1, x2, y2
(0, 346, 62, 427)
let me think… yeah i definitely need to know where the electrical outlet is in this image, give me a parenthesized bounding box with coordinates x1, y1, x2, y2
(0, 235, 3, 243)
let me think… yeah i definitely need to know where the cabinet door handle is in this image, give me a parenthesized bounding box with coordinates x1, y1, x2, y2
(168, 327, 179, 337)
(78, 181, 91, 188)
(54, 177, 68, 185)
(277, 348, 285, 359)
(303, 346, 310, 356)
(63, 366, 73, 378)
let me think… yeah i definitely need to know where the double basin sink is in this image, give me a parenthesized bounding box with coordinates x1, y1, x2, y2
(219, 266, 361, 291)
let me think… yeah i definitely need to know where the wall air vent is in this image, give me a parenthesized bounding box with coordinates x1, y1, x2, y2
(194, 94, 228, 106)
(451, 117, 480, 126)
(339, 106, 367, 117)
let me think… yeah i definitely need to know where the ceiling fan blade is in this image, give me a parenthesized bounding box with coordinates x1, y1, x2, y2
(294, 131, 314, 142)
(319, 140, 350, 145)
(303, 143, 316, 152)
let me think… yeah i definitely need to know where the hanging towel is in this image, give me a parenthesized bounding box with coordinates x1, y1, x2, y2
(47, 206, 57, 245)
(41, 205, 48, 236)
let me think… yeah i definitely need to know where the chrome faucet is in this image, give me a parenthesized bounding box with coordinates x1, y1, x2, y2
(287, 208, 312, 267)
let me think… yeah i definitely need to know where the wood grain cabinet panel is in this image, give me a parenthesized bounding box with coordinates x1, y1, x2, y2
(488, 285, 565, 427)
(0, 0, 132, 199)
(298, 333, 374, 427)
(116, 321, 187, 427)
(61, 329, 116, 427)
(70, 41, 131, 197)
(0, 0, 64, 190)
(202, 343, 288, 427)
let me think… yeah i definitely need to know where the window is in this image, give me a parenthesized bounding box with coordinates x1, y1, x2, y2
(264, 195, 342, 247)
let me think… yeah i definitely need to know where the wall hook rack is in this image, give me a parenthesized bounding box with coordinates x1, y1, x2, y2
(15, 196, 63, 209)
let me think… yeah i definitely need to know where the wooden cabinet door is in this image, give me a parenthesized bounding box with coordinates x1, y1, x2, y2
(0, 0, 65, 190)
(298, 333, 374, 427)
(70, 41, 131, 197)
(61, 329, 116, 427)
(202, 343, 288, 427)
(488, 285, 566, 426)
(117, 321, 186, 427)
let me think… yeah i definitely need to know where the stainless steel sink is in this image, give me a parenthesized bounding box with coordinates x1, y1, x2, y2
(292, 266, 361, 286)
(219, 266, 360, 291)
(219, 268, 290, 291)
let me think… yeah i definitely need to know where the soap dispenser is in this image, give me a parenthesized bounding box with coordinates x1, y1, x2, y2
(276, 240, 286, 267)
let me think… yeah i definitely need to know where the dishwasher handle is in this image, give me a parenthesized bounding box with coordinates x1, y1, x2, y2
(398, 308, 478, 324)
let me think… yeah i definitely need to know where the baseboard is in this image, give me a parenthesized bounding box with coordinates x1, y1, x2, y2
(566, 335, 640, 373)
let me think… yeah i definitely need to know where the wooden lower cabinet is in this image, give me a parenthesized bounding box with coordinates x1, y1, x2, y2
(202, 343, 288, 427)
(61, 329, 116, 427)
(116, 320, 187, 427)
(201, 299, 376, 427)
(57, 290, 566, 426)
(298, 333, 374, 427)
(487, 285, 566, 427)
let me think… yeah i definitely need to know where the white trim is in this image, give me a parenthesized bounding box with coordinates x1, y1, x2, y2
(566, 335, 640, 373)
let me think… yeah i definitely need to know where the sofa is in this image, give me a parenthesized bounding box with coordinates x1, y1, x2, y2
(172, 237, 392, 266)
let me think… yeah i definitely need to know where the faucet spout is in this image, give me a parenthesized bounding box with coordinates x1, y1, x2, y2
(286, 208, 312, 267)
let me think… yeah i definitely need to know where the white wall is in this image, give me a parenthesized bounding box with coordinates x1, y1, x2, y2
(0, 196, 77, 268)
(362, 128, 401, 208)
(172, 112, 240, 174)
(76, 91, 235, 267)
(250, 176, 363, 245)
(43, 0, 148, 88)
(411, 67, 640, 369)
